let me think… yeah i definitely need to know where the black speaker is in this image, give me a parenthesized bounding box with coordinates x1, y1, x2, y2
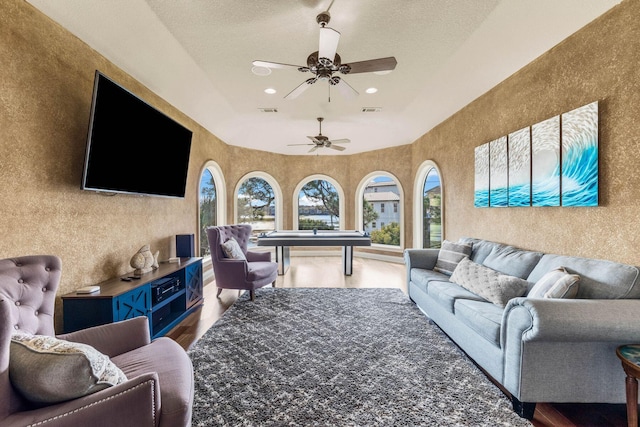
(176, 234, 195, 258)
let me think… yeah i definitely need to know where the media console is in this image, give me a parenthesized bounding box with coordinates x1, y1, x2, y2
(62, 257, 203, 339)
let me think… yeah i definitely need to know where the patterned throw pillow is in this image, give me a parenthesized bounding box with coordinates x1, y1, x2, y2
(434, 240, 473, 275)
(221, 237, 246, 260)
(9, 334, 127, 404)
(449, 257, 529, 307)
(528, 266, 580, 299)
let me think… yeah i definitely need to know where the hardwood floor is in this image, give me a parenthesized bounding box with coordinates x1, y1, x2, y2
(165, 255, 630, 427)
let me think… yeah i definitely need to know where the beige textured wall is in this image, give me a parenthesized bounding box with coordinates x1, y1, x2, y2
(411, 0, 640, 265)
(2, 0, 640, 331)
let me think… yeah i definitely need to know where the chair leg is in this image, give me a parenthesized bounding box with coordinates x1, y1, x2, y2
(250, 290, 255, 301)
(272, 280, 276, 288)
(216, 288, 222, 298)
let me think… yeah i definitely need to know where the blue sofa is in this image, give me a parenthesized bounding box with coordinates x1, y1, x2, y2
(404, 237, 640, 419)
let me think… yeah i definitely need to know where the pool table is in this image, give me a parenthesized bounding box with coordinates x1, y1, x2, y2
(256, 230, 372, 275)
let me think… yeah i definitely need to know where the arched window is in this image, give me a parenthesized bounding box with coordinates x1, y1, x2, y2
(198, 161, 226, 257)
(413, 160, 443, 249)
(235, 172, 283, 246)
(293, 175, 345, 230)
(356, 172, 404, 249)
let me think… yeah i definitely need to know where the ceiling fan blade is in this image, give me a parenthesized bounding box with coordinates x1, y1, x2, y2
(328, 138, 350, 145)
(328, 144, 346, 151)
(319, 27, 340, 64)
(252, 60, 305, 70)
(308, 146, 320, 153)
(342, 56, 397, 74)
(287, 143, 315, 146)
(334, 78, 359, 99)
(306, 136, 321, 142)
(285, 77, 317, 99)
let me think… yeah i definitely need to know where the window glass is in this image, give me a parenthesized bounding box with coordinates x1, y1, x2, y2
(423, 168, 442, 248)
(237, 177, 275, 246)
(298, 179, 339, 230)
(363, 176, 401, 246)
(199, 169, 217, 257)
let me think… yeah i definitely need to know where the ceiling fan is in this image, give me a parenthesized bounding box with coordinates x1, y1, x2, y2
(252, 1, 397, 100)
(288, 117, 350, 153)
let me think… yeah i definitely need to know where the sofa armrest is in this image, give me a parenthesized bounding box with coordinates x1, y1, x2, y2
(246, 250, 271, 262)
(403, 248, 439, 271)
(57, 316, 151, 358)
(2, 373, 160, 427)
(502, 297, 640, 343)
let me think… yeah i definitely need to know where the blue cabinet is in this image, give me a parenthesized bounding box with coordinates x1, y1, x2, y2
(63, 258, 203, 338)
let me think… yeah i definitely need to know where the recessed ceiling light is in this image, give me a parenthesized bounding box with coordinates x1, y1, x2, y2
(264, 88, 277, 94)
(252, 66, 271, 76)
(365, 87, 378, 94)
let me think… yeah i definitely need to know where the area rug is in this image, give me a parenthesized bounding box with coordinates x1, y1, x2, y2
(188, 288, 531, 426)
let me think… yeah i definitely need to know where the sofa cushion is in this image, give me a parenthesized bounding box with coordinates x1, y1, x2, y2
(221, 237, 246, 260)
(450, 258, 529, 307)
(458, 237, 502, 265)
(454, 299, 503, 346)
(433, 240, 472, 276)
(410, 268, 451, 289)
(528, 254, 640, 299)
(9, 334, 127, 404)
(481, 244, 543, 279)
(528, 266, 580, 299)
(427, 280, 486, 313)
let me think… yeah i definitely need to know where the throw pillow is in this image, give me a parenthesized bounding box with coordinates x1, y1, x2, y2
(221, 237, 246, 260)
(449, 257, 529, 307)
(434, 240, 473, 276)
(9, 334, 127, 404)
(528, 266, 580, 299)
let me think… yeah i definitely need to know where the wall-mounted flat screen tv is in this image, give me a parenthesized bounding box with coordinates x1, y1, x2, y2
(81, 71, 193, 198)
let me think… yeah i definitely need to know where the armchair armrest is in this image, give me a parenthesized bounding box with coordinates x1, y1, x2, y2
(246, 250, 271, 262)
(2, 373, 160, 427)
(57, 316, 151, 358)
(502, 297, 640, 343)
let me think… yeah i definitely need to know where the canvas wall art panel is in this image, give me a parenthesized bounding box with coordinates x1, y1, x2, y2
(489, 136, 508, 207)
(531, 115, 560, 206)
(561, 101, 598, 206)
(508, 127, 531, 207)
(474, 143, 489, 207)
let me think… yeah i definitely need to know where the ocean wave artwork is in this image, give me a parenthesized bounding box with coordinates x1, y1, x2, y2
(489, 137, 508, 207)
(508, 127, 531, 206)
(561, 101, 598, 206)
(532, 115, 560, 206)
(474, 143, 489, 207)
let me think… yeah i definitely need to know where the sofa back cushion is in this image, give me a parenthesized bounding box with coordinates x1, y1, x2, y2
(527, 254, 640, 299)
(458, 237, 543, 280)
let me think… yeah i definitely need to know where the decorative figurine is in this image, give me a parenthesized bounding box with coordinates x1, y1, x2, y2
(130, 244, 159, 276)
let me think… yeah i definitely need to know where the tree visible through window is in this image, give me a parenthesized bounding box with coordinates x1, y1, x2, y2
(237, 177, 275, 244)
(298, 180, 339, 230)
(199, 169, 217, 257)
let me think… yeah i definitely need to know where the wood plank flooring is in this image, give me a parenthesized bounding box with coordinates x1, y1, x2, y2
(165, 256, 629, 427)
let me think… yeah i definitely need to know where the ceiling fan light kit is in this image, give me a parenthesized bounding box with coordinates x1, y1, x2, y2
(251, 3, 397, 101)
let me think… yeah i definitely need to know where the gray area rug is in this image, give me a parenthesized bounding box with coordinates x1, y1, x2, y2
(188, 288, 531, 426)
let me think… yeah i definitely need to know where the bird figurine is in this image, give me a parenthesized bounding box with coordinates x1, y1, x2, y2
(130, 244, 159, 275)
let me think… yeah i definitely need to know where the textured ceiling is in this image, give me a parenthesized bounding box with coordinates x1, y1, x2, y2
(27, 0, 621, 155)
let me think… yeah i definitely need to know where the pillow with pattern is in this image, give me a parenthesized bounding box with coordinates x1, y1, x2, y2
(9, 334, 127, 404)
(450, 257, 529, 307)
(434, 240, 473, 276)
(528, 266, 580, 299)
(221, 237, 246, 260)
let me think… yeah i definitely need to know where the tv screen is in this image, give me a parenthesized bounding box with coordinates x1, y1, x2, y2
(82, 71, 193, 198)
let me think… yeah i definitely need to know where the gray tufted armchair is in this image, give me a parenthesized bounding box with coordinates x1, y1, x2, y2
(0, 255, 194, 427)
(207, 225, 278, 300)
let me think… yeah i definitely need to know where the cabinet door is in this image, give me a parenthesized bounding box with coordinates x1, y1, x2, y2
(185, 261, 203, 308)
(114, 284, 151, 322)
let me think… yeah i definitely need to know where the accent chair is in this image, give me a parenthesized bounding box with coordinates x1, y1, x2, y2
(206, 225, 278, 300)
(0, 255, 194, 427)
